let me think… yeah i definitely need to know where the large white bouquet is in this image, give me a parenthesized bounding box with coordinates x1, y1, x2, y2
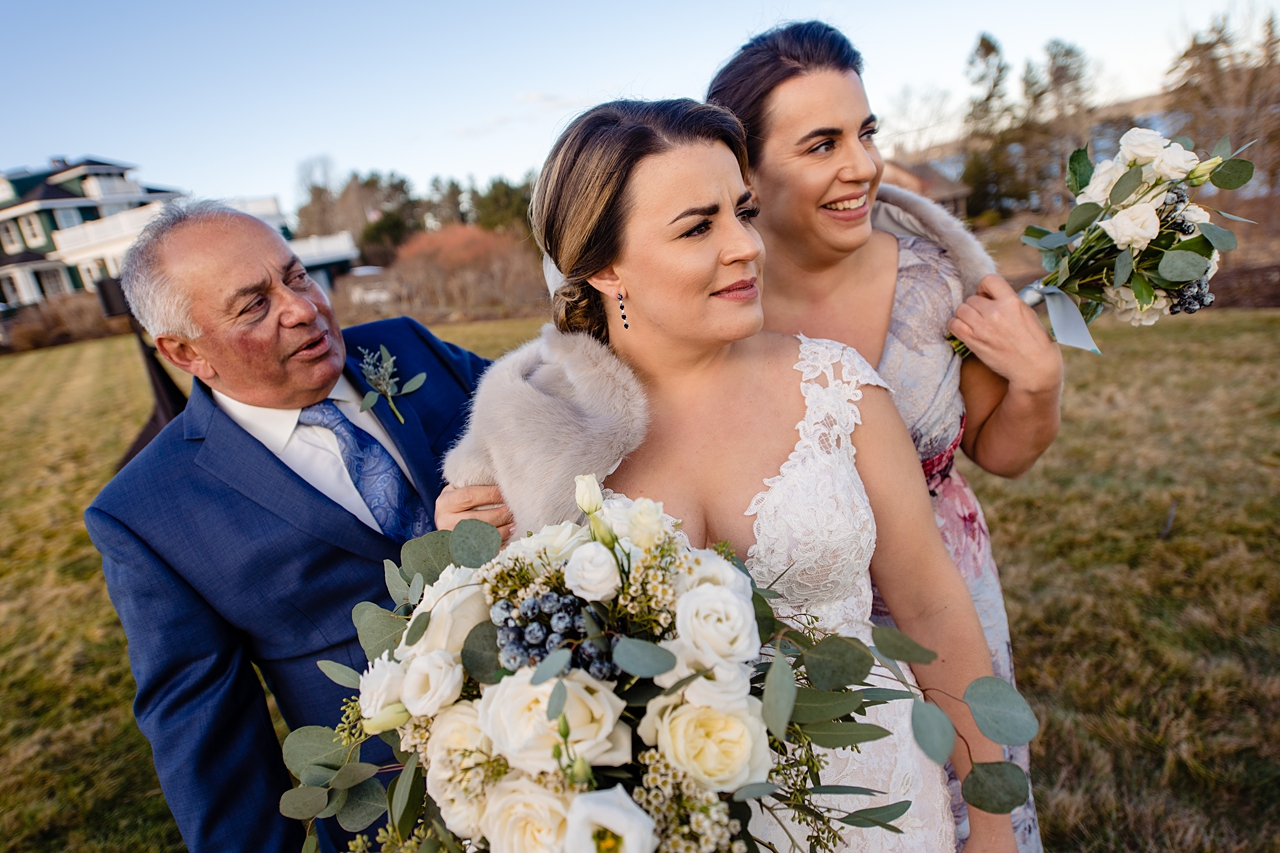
(279, 478, 1039, 853)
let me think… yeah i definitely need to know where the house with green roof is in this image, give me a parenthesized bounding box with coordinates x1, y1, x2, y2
(0, 157, 180, 307)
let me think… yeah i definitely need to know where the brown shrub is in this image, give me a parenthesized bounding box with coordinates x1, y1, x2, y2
(1, 293, 130, 354)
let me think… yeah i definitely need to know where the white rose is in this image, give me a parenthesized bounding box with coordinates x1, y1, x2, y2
(507, 521, 592, 563)
(1119, 127, 1170, 165)
(653, 638, 752, 713)
(1182, 203, 1211, 225)
(476, 668, 630, 776)
(359, 652, 410, 734)
(479, 773, 571, 853)
(424, 701, 493, 840)
(1152, 142, 1199, 181)
(1098, 202, 1161, 252)
(401, 649, 464, 718)
(426, 760, 485, 839)
(638, 694, 772, 792)
(1207, 250, 1220, 281)
(1076, 156, 1129, 206)
(564, 786, 658, 853)
(399, 564, 489, 658)
(574, 474, 604, 515)
(564, 541, 621, 602)
(424, 700, 489, 766)
(1103, 285, 1170, 327)
(675, 549, 754, 601)
(675, 584, 760, 665)
(626, 498, 666, 550)
(597, 496, 634, 538)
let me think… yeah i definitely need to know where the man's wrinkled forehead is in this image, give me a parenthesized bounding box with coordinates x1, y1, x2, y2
(162, 213, 292, 286)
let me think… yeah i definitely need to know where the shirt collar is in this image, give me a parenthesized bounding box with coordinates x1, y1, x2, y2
(211, 375, 362, 454)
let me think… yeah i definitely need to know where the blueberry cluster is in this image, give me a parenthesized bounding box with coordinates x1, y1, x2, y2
(490, 593, 622, 680)
(1170, 278, 1215, 314)
(1168, 218, 1198, 236)
(1164, 187, 1189, 207)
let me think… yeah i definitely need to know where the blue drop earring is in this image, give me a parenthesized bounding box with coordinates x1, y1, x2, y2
(617, 293, 629, 329)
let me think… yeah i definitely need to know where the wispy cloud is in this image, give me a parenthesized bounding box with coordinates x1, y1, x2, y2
(457, 92, 592, 137)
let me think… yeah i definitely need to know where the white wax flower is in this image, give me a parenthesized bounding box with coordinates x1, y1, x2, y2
(479, 773, 571, 853)
(626, 498, 665, 550)
(507, 521, 592, 563)
(1076, 156, 1129, 206)
(675, 549, 754, 601)
(1119, 127, 1170, 165)
(398, 564, 489, 658)
(564, 786, 658, 853)
(638, 693, 772, 792)
(654, 638, 752, 712)
(574, 474, 604, 515)
(401, 649, 464, 718)
(476, 668, 630, 776)
(674, 584, 760, 665)
(359, 652, 410, 734)
(564, 540, 621, 602)
(1152, 142, 1199, 181)
(1099, 202, 1161, 252)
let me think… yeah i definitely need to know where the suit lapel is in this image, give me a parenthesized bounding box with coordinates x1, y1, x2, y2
(346, 359, 441, 497)
(192, 386, 396, 558)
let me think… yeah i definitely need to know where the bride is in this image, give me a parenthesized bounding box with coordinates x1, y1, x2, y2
(443, 98, 1016, 852)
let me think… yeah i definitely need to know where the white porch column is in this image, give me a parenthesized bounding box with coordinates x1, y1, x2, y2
(12, 268, 42, 304)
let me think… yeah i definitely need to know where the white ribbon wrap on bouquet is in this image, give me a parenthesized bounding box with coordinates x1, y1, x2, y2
(1018, 281, 1100, 354)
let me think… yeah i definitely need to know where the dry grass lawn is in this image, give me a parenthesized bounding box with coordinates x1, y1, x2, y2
(0, 311, 1274, 851)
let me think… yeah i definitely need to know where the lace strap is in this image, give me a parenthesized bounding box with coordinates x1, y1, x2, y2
(792, 335, 889, 457)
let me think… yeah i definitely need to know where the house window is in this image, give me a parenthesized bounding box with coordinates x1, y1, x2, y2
(0, 221, 22, 253)
(79, 261, 104, 291)
(0, 274, 17, 304)
(18, 215, 46, 247)
(36, 267, 68, 297)
(99, 203, 130, 218)
(54, 208, 84, 230)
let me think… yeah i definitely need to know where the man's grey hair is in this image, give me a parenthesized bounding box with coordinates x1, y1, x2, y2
(121, 199, 241, 339)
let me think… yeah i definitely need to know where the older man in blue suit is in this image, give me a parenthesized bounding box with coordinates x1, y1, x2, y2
(85, 201, 509, 852)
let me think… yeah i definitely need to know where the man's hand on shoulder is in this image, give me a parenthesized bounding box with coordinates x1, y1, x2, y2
(435, 484, 514, 542)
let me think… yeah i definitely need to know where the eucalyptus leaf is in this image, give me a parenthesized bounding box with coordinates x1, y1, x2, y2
(450, 519, 502, 568)
(857, 687, 917, 703)
(762, 653, 797, 741)
(836, 800, 911, 831)
(302, 834, 319, 853)
(1129, 275, 1156, 309)
(1210, 158, 1255, 190)
(1198, 221, 1238, 252)
(380, 729, 410, 764)
(1158, 250, 1211, 282)
(317, 786, 348, 819)
(1040, 250, 1060, 273)
(802, 635, 875, 691)
(317, 660, 361, 690)
(380, 344, 393, 362)
(754, 587, 782, 600)
(407, 573, 425, 607)
(352, 602, 406, 663)
(337, 777, 389, 832)
(1211, 208, 1258, 224)
(547, 678, 568, 719)
(613, 637, 677, 678)
(1064, 202, 1102, 237)
(432, 820, 465, 853)
(282, 726, 351, 776)
(401, 530, 454, 588)
(753, 592, 778, 642)
(661, 667, 712, 697)
(790, 687, 863, 724)
(401, 372, 427, 395)
(1170, 136, 1195, 152)
(403, 610, 430, 648)
(581, 609, 609, 653)
(299, 763, 337, 787)
(961, 761, 1030, 813)
(622, 678, 663, 707)
(1176, 234, 1215, 258)
(280, 785, 330, 820)
(1038, 230, 1071, 249)
(911, 699, 957, 765)
(384, 560, 410, 605)
(810, 785, 885, 796)
(532, 648, 572, 685)
(391, 752, 420, 831)
(461, 621, 503, 684)
(360, 390, 380, 413)
(1212, 134, 1232, 159)
(1067, 147, 1093, 195)
(964, 676, 1040, 745)
(1114, 250, 1133, 287)
(330, 762, 381, 791)
(732, 782, 780, 802)
(1110, 165, 1145, 206)
(800, 721, 892, 748)
(1021, 234, 1045, 249)
(871, 626, 937, 665)
(1232, 139, 1258, 157)
(1024, 225, 1051, 238)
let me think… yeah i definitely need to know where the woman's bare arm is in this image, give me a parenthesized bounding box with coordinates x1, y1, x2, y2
(852, 385, 1016, 852)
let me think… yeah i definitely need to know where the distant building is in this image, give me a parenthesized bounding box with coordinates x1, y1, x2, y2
(0, 157, 181, 307)
(883, 159, 971, 217)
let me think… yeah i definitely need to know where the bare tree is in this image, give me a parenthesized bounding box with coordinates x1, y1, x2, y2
(882, 86, 958, 161)
(295, 156, 337, 238)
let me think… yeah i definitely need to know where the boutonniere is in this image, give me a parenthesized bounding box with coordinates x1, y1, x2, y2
(357, 345, 426, 424)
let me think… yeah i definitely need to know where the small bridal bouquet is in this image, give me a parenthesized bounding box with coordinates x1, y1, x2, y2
(279, 477, 1038, 853)
(953, 128, 1257, 355)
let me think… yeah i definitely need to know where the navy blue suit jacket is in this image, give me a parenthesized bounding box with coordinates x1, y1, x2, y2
(85, 318, 488, 852)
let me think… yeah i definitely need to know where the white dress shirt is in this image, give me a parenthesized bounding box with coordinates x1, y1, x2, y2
(213, 376, 415, 534)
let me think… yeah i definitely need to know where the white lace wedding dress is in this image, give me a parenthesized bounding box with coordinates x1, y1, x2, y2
(744, 335, 955, 851)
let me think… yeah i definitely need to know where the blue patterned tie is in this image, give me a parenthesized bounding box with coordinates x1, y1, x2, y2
(298, 400, 432, 542)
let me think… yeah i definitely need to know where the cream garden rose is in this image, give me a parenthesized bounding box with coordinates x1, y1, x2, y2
(674, 584, 759, 665)
(424, 701, 493, 840)
(358, 652, 410, 734)
(399, 564, 489, 657)
(1076, 156, 1129, 205)
(507, 521, 592, 563)
(1099, 202, 1161, 252)
(564, 785, 658, 853)
(426, 761, 486, 840)
(1152, 142, 1199, 180)
(626, 498, 665, 550)
(478, 774, 571, 853)
(401, 649, 464, 718)
(675, 549, 754, 601)
(564, 540, 621, 602)
(476, 668, 630, 776)
(654, 638, 752, 713)
(639, 694, 772, 792)
(1119, 127, 1169, 165)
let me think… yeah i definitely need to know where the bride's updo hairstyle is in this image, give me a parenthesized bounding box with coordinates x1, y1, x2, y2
(706, 21, 863, 167)
(530, 98, 748, 344)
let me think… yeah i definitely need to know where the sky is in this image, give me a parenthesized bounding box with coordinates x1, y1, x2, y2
(5, 0, 1274, 214)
